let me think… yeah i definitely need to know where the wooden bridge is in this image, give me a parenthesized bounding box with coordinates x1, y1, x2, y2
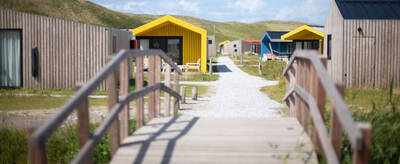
(29, 50, 371, 164)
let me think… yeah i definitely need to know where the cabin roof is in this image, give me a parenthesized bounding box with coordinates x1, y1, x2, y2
(335, 0, 400, 19)
(266, 31, 288, 40)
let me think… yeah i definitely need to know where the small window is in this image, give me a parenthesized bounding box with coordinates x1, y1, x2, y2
(327, 34, 332, 60)
(112, 36, 117, 53)
(233, 44, 237, 48)
(208, 40, 212, 44)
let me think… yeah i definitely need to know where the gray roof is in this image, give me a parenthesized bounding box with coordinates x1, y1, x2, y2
(335, 0, 400, 19)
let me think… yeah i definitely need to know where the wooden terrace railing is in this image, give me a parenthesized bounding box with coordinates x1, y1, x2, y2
(28, 49, 183, 164)
(282, 50, 371, 164)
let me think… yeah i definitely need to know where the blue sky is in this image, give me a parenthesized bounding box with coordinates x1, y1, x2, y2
(90, 0, 332, 24)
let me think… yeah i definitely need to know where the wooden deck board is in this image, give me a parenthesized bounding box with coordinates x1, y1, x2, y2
(111, 116, 318, 164)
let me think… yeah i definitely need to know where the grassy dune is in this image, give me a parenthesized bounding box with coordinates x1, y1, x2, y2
(0, 0, 309, 43)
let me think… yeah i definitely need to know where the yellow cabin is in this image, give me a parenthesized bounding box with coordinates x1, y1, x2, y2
(131, 15, 208, 72)
(281, 25, 324, 54)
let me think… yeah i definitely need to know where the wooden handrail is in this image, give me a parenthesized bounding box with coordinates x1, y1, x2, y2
(282, 50, 371, 164)
(29, 49, 182, 164)
(71, 83, 180, 164)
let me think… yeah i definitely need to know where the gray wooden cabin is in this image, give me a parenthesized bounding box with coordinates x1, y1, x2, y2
(324, 0, 400, 88)
(222, 40, 251, 55)
(0, 8, 131, 90)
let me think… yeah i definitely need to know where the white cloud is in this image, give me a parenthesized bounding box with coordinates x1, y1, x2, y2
(228, 0, 267, 14)
(178, 0, 199, 13)
(122, 1, 147, 11)
(274, 0, 330, 24)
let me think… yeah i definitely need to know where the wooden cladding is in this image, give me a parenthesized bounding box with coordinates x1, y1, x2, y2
(0, 8, 131, 90)
(324, 1, 400, 88)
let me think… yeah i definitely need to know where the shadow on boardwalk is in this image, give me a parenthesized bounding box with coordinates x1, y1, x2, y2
(119, 116, 199, 164)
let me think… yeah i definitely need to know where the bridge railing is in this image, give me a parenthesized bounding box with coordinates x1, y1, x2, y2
(282, 50, 371, 164)
(29, 49, 183, 164)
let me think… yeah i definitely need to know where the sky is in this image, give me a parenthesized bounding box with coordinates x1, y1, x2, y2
(90, 0, 332, 25)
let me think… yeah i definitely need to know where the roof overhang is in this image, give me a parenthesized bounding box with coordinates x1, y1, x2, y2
(218, 40, 230, 46)
(131, 15, 207, 36)
(271, 39, 293, 42)
(281, 25, 324, 40)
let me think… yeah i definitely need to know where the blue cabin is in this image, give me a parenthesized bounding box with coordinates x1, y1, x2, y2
(260, 31, 293, 60)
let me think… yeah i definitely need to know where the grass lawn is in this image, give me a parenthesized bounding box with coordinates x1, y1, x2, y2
(0, 119, 137, 163)
(230, 54, 400, 163)
(230, 55, 286, 81)
(0, 83, 209, 111)
(261, 77, 400, 163)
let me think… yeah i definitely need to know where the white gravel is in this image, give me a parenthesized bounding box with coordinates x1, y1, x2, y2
(181, 56, 284, 118)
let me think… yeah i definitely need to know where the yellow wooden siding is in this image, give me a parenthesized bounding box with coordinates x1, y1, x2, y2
(136, 22, 207, 72)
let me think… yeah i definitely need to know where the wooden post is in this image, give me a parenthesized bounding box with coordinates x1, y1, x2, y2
(107, 57, 120, 157)
(164, 64, 171, 116)
(353, 123, 371, 164)
(155, 56, 161, 117)
(310, 58, 327, 154)
(75, 84, 91, 164)
(209, 58, 213, 75)
(258, 61, 262, 75)
(107, 68, 120, 157)
(174, 70, 180, 115)
(135, 56, 144, 128)
(330, 84, 345, 159)
(240, 55, 243, 65)
(148, 56, 155, 120)
(181, 86, 186, 104)
(192, 87, 198, 100)
(303, 60, 311, 134)
(28, 128, 47, 164)
(119, 58, 130, 140)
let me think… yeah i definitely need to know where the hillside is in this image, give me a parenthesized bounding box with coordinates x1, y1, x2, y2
(0, 0, 309, 42)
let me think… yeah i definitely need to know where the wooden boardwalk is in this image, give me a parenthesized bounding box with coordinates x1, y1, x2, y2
(111, 116, 318, 164)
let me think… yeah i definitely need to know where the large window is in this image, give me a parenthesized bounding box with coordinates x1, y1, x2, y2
(0, 30, 22, 88)
(137, 37, 183, 65)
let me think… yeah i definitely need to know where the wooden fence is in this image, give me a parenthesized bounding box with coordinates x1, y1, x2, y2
(28, 49, 182, 164)
(283, 50, 371, 164)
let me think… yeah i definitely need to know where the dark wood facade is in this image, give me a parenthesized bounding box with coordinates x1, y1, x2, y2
(0, 8, 131, 90)
(324, 1, 400, 88)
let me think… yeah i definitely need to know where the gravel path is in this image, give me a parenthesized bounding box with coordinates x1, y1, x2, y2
(181, 56, 284, 118)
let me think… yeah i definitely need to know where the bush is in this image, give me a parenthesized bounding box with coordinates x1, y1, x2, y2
(0, 120, 137, 163)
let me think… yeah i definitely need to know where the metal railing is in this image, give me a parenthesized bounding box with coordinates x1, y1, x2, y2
(29, 49, 183, 164)
(283, 50, 371, 164)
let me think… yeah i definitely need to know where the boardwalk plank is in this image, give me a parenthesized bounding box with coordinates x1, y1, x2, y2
(111, 116, 317, 164)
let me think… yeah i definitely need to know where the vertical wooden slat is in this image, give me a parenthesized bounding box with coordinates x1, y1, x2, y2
(75, 85, 91, 164)
(106, 58, 120, 157)
(28, 128, 47, 164)
(181, 86, 187, 104)
(148, 56, 155, 120)
(155, 56, 161, 117)
(174, 70, 180, 115)
(119, 58, 130, 140)
(310, 58, 327, 154)
(353, 123, 371, 164)
(330, 84, 345, 160)
(192, 86, 198, 100)
(135, 56, 144, 128)
(164, 64, 171, 116)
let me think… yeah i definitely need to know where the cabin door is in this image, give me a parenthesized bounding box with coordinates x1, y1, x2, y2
(0, 30, 22, 88)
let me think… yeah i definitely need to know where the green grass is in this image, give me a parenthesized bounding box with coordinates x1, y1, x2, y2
(180, 73, 219, 82)
(0, 0, 311, 43)
(0, 82, 208, 111)
(0, 96, 108, 111)
(260, 77, 286, 104)
(261, 77, 400, 163)
(231, 55, 287, 81)
(0, 120, 137, 163)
